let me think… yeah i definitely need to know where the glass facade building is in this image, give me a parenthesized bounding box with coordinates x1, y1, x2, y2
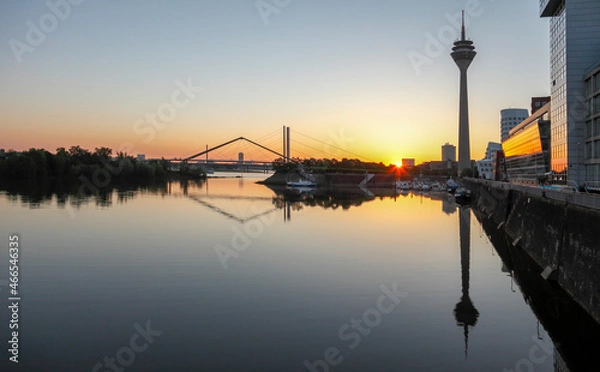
(503, 103, 551, 183)
(540, 0, 600, 185)
(584, 62, 600, 186)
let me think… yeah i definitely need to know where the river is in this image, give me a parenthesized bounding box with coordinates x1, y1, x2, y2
(0, 174, 597, 371)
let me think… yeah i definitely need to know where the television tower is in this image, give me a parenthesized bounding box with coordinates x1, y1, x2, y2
(451, 11, 477, 175)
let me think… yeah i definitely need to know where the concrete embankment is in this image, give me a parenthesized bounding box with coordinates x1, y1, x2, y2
(473, 205, 600, 370)
(467, 179, 600, 324)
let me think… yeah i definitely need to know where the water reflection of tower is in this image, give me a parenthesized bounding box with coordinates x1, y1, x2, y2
(454, 206, 479, 358)
(442, 195, 457, 215)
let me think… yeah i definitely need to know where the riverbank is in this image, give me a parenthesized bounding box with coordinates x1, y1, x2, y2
(466, 179, 600, 324)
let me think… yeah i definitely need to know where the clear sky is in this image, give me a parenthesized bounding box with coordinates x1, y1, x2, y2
(0, 0, 550, 164)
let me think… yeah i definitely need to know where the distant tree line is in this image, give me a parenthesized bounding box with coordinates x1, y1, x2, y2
(271, 157, 479, 179)
(273, 157, 396, 174)
(0, 146, 203, 181)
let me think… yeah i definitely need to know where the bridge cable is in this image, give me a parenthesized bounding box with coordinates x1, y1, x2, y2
(290, 138, 339, 159)
(291, 129, 375, 162)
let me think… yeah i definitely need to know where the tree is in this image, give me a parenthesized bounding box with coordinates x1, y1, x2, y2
(68, 145, 92, 164)
(93, 147, 112, 163)
(461, 168, 474, 178)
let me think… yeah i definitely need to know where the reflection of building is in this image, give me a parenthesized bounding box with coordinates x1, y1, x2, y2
(476, 142, 502, 180)
(501, 109, 529, 142)
(584, 62, 600, 184)
(442, 197, 457, 215)
(402, 158, 415, 169)
(442, 143, 457, 162)
(454, 207, 479, 358)
(540, 0, 600, 185)
(451, 14, 476, 174)
(502, 103, 551, 184)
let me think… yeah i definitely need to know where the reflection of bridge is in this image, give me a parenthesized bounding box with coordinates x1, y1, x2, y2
(187, 194, 278, 224)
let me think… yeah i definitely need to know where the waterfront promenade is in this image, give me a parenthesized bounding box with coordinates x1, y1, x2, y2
(469, 179, 600, 210)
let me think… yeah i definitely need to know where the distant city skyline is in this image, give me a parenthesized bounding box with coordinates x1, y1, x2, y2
(0, 0, 550, 164)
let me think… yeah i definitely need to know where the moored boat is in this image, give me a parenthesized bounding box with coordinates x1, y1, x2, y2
(287, 179, 317, 187)
(454, 187, 472, 203)
(446, 178, 458, 193)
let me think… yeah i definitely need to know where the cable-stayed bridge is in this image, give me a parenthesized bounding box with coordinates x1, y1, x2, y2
(162, 126, 367, 172)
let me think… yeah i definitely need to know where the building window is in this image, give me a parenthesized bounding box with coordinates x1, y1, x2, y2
(586, 78, 593, 96)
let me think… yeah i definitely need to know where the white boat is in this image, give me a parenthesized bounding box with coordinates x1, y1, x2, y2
(287, 179, 317, 187)
(447, 178, 458, 193)
(396, 181, 411, 190)
(421, 182, 431, 191)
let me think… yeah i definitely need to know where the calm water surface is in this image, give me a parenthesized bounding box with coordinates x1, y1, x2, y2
(0, 175, 597, 371)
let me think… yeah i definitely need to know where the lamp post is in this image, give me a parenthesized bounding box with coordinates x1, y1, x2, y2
(577, 141, 584, 190)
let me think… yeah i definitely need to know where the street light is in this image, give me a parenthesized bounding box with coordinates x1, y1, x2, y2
(577, 141, 584, 190)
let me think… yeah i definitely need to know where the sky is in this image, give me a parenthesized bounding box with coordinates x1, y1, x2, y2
(0, 0, 550, 164)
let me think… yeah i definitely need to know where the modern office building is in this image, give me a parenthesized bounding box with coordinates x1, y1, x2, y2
(442, 143, 457, 162)
(501, 108, 529, 142)
(531, 96, 551, 114)
(584, 61, 600, 185)
(502, 102, 552, 183)
(540, 0, 600, 185)
(451, 13, 476, 174)
(476, 142, 502, 180)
